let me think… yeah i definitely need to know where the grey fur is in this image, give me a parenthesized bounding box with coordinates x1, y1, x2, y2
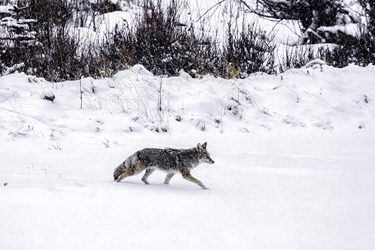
(113, 142, 214, 189)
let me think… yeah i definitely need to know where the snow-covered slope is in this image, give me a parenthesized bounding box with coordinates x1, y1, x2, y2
(1, 64, 375, 249)
(1, 64, 373, 136)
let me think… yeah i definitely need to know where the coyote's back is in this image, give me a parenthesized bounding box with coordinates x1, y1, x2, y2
(113, 142, 214, 189)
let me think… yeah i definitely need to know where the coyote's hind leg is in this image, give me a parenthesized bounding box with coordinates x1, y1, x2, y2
(141, 168, 155, 184)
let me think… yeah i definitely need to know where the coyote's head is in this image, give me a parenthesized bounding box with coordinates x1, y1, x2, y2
(197, 142, 215, 164)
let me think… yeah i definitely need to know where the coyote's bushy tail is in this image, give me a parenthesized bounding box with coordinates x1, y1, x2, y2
(113, 168, 121, 181)
(113, 160, 128, 181)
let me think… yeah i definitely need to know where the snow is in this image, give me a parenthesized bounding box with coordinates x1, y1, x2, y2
(0, 4, 12, 14)
(1, 0, 375, 248)
(304, 59, 326, 68)
(1, 64, 375, 249)
(318, 23, 361, 39)
(65, 0, 302, 46)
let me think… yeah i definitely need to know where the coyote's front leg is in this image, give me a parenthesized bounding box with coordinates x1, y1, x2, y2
(180, 168, 208, 190)
(164, 173, 175, 185)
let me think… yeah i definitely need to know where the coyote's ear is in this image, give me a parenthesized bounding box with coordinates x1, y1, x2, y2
(197, 143, 203, 151)
(202, 142, 207, 149)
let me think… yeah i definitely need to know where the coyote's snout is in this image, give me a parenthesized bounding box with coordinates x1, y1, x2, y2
(113, 142, 214, 189)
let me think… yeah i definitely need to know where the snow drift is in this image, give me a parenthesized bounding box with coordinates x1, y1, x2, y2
(1, 64, 375, 250)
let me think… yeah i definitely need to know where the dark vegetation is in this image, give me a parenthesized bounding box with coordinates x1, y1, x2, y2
(0, 0, 374, 81)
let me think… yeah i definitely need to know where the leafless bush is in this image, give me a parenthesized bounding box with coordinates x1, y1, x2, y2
(222, 21, 276, 78)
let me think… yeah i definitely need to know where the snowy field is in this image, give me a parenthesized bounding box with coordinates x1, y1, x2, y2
(1, 64, 375, 249)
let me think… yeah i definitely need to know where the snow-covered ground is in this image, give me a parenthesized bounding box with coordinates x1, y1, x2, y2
(1, 64, 375, 249)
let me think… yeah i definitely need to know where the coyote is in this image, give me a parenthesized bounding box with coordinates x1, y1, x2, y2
(113, 142, 214, 189)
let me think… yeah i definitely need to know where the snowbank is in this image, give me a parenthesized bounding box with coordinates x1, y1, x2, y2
(1, 64, 375, 249)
